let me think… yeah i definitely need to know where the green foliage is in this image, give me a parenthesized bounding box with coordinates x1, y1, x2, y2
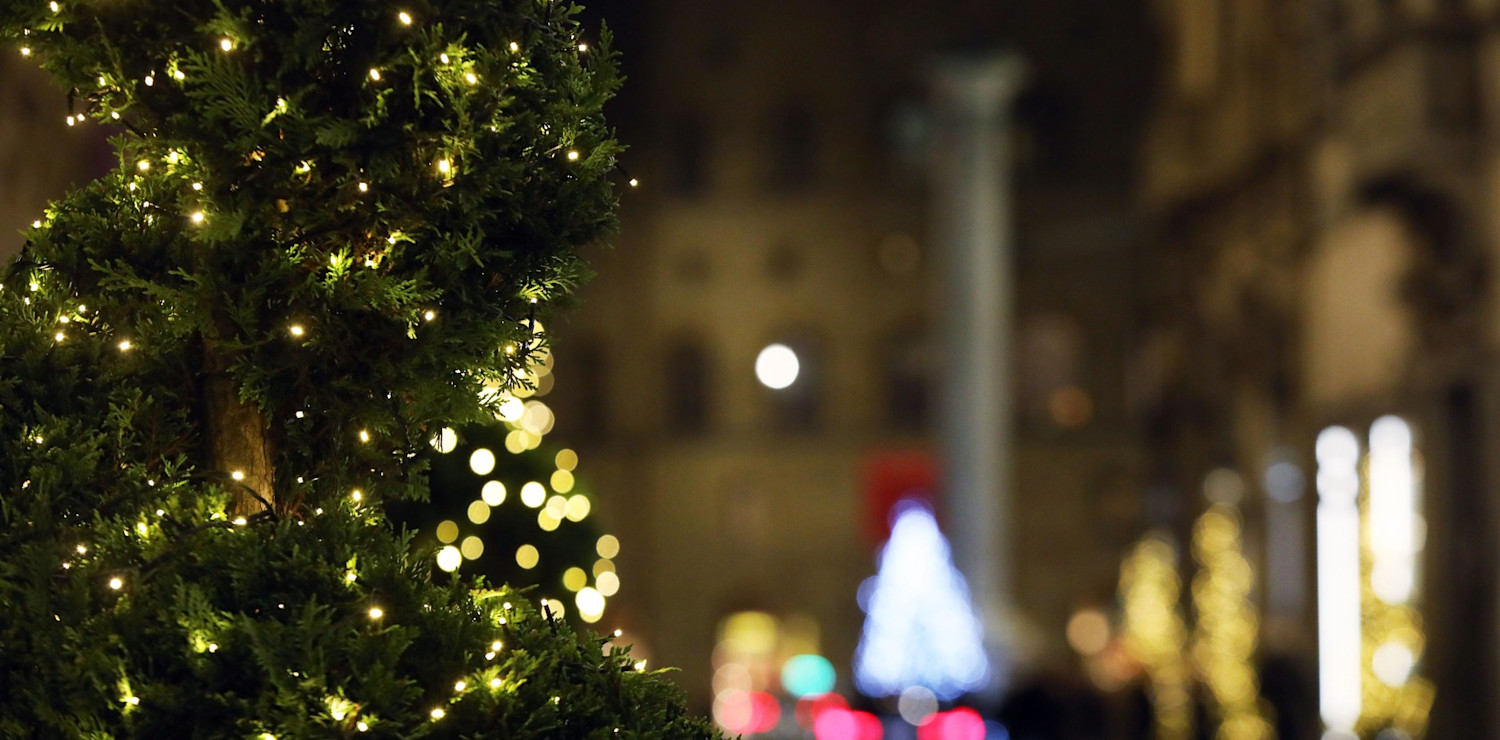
(0, 0, 722, 736)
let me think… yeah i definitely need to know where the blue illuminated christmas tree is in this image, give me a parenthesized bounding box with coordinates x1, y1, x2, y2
(854, 498, 989, 700)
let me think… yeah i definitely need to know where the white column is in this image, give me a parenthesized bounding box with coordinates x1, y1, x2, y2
(930, 52, 1026, 692)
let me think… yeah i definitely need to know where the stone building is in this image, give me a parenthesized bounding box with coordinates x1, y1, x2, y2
(556, 0, 1156, 710)
(1141, 0, 1500, 736)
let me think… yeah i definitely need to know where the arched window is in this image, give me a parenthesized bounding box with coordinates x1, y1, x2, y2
(664, 339, 712, 436)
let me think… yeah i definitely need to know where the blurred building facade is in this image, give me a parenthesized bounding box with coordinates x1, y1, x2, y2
(1142, 0, 1500, 736)
(560, 0, 1156, 711)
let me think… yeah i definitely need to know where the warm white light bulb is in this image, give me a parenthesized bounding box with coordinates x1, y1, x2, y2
(137, 160, 150, 172)
(357, 182, 368, 192)
(430, 708, 445, 720)
(489, 677, 502, 688)
(351, 489, 363, 501)
(454, 680, 466, 692)
(465, 72, 478, 84)
(359, 430, 370, 443)
(231, 470, 245, 481)
(369, 68, 381, 81)
(509, 41, 520, 52)
(20, 47, 30, 56)
(566, 150, 580, 161)
(398, 11, 412, 25)
(577, 43, 588, 52)
(423, 309, 436, 321)
(190, 211, 205, 224)
(368, 606, 383, 619)
(289, 324, 304, 337)
(109, 577, 123, 590)
(437, 159, 451, 174)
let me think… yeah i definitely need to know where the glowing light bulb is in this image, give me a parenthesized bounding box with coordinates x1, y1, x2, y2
(423, 309, 436, 321)
(491, 640, 503, 651)
(233, 517, 247, 526)
(629, 178, 639, 187)
(109, 577, 123, 590)
(351, 489, 363, 501)
(49, 1, 58, 12)
(437, 159, 451, 175)
(357, 182, 368, 192)
(173, 70, 185, 80)
(464, 72, 478, 84)
(509, 41, 520, 52)
(359, 429, 370, 443)
(231, 471, 245, 481)
(454, 680, 466, 691)
(755, 343, 800, 389)
(20, 47, 30, 56)
(577, 43, 588, 52)
(190, 211, 205, 224)
(440, 53, 450, 63)
(345, 571, 357, 582)
(430, 708, 445, 720)
(566, 150, 580, 161)
(490, 677, 502, 688)
(369, 68, 381, 81)
(137, 160, 150, 172)
(368, 606, 383, 619)
(357, 722, 368, 732)
(65, 115, 75, 127)
(144, 74, 154, 86)
(289, 324, 304, 337)
(436, 545, 462, 572)
(53, 331, 64, 342)
(398, 11, 412, 25)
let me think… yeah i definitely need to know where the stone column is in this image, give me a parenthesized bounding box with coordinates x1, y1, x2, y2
(930, 51, 1026, 692)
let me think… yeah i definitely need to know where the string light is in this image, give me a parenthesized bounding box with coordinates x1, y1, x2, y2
(190, 211, 205, 224)
(490, 677, 502, 688)
(144, 74, 154, 86)
(437, 159, 451, 175)
(453, 680, 466, 692)
(357, 722, 368, 732)
(440, 53, 450, 64)
(430, 708, 445, 720)
(173, 70, 185, 81)
(359, 430, 370, 443)
(509, 42, 520, 52)
(567, 150, 580, 161)
(629, 178, 639, 187)
(399, 11, 412, 25)
(19, 47, 30, 56)
(465, 72, 478, 84)
(351, 489, 363, 501)
(369, 69, 381, 81)
(368, 606, 383, 619)
(577, 43, 588, 52)
(49, 1, 58, 12)
(137, 160, 150, 172)
(231, 471, 245, 481)
(423, 309, 436, 321)
(289, 324, 304, 337)
(109, 577, 123, 590)
(357, 182, 368, 192)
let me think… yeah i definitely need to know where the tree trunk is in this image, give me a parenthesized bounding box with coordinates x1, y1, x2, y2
(202, 341, 275, 513)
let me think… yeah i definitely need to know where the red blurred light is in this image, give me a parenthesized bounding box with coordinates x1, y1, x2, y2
(797, 693, 850, 728)
(814, 708, 884, 740)
(916, 708, 985, 740)
(749, 691, 781, 733)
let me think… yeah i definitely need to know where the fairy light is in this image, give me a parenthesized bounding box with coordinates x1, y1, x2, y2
(440, 53, 450, 63)
(423, 309, 436, 321)
(137, 160, 150, 172)
(357, 182, 369, 193)
(53, 331, 64, 342)
(369, 68, 381, 81)
(233, 517, 247, 526)
(144, 74, 154, 86)
(190, 211, 205, 224)
(489, 677, 502, 688)
(20, 47, 30, 56)
(173, 70, 185, 80)
(49, 1, 58, 12)
(437, 159, 451, 175)
(510, 41, 520, 52)
(356, 722, 368, 732)
(351, 489, 363, 501)
(566, 150, 580, 161)
(454, 680, 466, 692)
(578, 43, 588, 52)
(368, 606, 383, 619)
(65, 116, 76, 127)
(359, 430, 370, 443)
(629, 178, 639, 187)
(109, 577, 123, 590)
(430, 708, 445, 720)
(289, 324, 304, 337)
(465, 72, 478, 84)
(398, 11, 412, 24)
(118, 340, 132, 351)
(76, 544, 86, 554)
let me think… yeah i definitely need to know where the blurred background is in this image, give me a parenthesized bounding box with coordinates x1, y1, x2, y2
(5, 0, 1496, 738)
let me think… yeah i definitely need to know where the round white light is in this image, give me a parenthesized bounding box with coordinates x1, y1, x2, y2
(469, 448, 496, 475)
(755, 343, 800, 389)
(436, 545, 462, 572)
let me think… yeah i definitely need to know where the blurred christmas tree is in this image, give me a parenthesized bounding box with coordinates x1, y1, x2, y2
(0, 0, 717, 736)
(391, 328, 625, 627)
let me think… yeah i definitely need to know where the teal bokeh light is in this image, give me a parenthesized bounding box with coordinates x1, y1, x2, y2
(781, 654, 836, 697)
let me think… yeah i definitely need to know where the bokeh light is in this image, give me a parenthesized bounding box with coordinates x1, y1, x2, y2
(755, 343, 800, 389)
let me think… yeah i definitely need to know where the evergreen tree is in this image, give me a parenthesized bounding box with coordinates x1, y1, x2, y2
(0, 0, 717, 736)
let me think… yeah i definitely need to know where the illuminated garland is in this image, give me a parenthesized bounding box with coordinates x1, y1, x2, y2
(1120, 534, 1193, 740)
(1190, 505, 1273, 740)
